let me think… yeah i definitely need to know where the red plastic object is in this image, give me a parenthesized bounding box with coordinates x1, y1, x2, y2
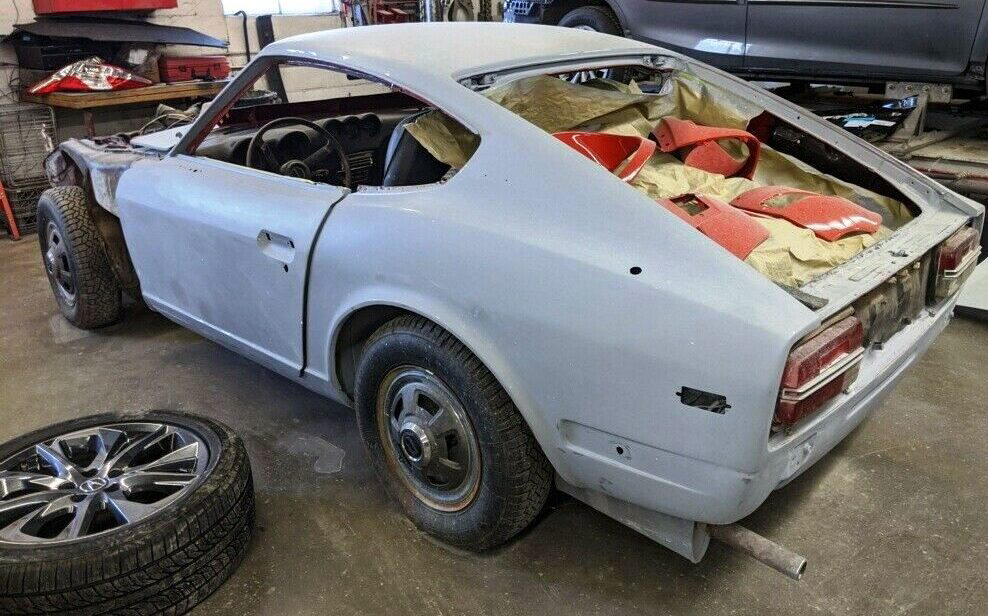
(0, 182, 20, 241)
(28, 57, 151, 94)
(158, 56, 231, 83)
(553, 131, 656, 182)
(653, 117, 761, 179)
(33, 0, 176, 13)
(730, 186, 882, 241)
(656, 194, 769, 259)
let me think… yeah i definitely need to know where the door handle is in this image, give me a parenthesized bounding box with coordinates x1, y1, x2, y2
(257, 230, 296, 265)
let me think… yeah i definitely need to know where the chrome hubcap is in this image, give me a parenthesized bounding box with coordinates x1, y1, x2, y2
(0, 422, 209, 544)
(44, 222, 76, 306)
(378, 367, 481, 511)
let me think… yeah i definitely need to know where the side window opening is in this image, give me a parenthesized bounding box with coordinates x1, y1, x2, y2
(189, 61, 479, 189)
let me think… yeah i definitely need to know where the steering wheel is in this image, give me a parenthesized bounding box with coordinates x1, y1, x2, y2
(246, 117, 351, 186)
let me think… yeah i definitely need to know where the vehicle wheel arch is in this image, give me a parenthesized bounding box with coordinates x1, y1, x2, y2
(545, 0, 627, 33)
(330, 301, 560, 473)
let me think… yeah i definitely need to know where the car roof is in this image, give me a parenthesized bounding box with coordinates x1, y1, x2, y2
(260, 22, 657, 81)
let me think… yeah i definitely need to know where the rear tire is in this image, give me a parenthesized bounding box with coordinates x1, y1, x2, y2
(37, 186, 122, 329)
(557, 5, 622, 35)
(355, 315, 552, 550)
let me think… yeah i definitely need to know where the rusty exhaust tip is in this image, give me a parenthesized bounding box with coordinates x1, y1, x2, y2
(709, 523, 807, 581)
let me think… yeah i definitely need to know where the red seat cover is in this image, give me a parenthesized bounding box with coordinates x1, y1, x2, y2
(553, 131, 656, 182)
(656, 194, 770, 259)
(653, 117, 761, 179)
(731, 186, 882, 241)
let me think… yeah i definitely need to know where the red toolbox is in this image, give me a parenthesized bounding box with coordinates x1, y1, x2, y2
(33, 0, 177, 13)
(158, 56, 231, 83)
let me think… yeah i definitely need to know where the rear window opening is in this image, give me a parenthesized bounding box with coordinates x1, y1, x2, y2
(409, 61, 922, 290)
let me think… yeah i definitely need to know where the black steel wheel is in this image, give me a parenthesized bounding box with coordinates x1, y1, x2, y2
(355, 315, 552, 551)
(37, 186, 121, 329)
(0, 411, 254, 615)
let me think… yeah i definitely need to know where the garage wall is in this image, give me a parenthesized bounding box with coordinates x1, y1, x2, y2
(0, 1, 358, 139)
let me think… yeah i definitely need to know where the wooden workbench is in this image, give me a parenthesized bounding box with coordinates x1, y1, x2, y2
(21, 81, 227, 136)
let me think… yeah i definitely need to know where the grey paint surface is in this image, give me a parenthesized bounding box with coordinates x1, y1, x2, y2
(611, 0, 747, 68)
(744, 0, 988, 78)
(99, 23, 981, 558)
(3, 238, 988, 614)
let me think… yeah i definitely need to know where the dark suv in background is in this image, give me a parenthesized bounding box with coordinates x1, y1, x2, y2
(504, 0, 988, 93)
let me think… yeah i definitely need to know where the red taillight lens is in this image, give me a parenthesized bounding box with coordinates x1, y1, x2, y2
(938, 226, 978, 272)
(935, 226, 981, 300)
(776, 316, 864, 425)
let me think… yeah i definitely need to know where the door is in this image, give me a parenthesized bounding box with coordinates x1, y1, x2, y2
(744, 0, 988, 80)
(619, 0, 748, 68)
(116, 155, 347, 378)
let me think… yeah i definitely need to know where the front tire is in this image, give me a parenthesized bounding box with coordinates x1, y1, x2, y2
(37, 186, 122, 329)
(355, 316, 552, 550)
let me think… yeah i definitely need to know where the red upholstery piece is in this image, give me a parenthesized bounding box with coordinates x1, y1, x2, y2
(731, 186, 882, 241)
(553, 131, 656, 182)
(656, 194, 770, 259)
(653, 117, 761, 179)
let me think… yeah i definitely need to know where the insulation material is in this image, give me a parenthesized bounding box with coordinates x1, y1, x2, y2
(408, 73, 911, 287)
(404, 109, 479, 170)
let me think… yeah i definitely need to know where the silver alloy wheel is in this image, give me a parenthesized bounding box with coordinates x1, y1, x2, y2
(44, 221, 76, 307)
(0, 422, 209, 545)
(377, 367, 481, 512)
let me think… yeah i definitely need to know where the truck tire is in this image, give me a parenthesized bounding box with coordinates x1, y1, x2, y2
(354, 315, 552, 551)
(0, 411, 254, 616)
(557, 5, 621, 35)
(37, 186, 122, 329)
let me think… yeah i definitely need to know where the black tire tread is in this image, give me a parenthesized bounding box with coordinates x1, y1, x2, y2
(558, 5, 621, 34)
(0, 412, 254, 616)
(37, 186, 121, 329)
(363, 315, 553, 550)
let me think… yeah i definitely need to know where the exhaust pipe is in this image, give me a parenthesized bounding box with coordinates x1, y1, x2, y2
(709, 524, 807, 581)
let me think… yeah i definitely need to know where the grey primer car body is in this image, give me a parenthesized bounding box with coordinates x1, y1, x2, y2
(505, 0, 988, 89)
(49, 24, 982, 563)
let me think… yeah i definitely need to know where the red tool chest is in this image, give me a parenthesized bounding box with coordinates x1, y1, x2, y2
(158, 56, 231, 83)
(33, 0, 177, 13)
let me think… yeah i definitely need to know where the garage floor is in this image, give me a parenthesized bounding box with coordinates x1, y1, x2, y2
(2, 238, 987, 616)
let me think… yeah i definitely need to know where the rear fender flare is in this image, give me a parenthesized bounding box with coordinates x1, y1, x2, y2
(327, 292, 567, 479)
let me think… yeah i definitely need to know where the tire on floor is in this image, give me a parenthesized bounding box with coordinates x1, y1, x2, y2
(0, 410, 254, 616)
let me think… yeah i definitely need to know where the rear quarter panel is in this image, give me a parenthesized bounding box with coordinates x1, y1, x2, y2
(304, 104, 816, 516)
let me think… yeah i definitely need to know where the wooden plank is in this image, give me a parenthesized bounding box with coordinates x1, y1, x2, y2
(21, 81, 227, 109)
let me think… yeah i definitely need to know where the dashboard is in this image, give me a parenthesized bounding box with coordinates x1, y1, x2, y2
(196, 109, 423, 187)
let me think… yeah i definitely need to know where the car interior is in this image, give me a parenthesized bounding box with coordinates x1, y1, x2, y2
(193, 63, 461, 189)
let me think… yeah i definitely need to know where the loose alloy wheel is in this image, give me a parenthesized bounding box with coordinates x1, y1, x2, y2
(0, 411, 254, 616)
(356, 316, 552, 551)
(0, 422, 208, 544)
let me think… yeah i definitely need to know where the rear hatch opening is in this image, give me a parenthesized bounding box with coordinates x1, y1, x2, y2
(422, 60, 932, 293)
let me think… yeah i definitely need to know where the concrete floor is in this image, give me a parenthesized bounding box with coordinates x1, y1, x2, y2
(2, 237, 987, 616)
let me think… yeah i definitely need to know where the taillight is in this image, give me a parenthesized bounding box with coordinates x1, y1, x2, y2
(934, 226, 981, 300)
(776, 316, 864, 425)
